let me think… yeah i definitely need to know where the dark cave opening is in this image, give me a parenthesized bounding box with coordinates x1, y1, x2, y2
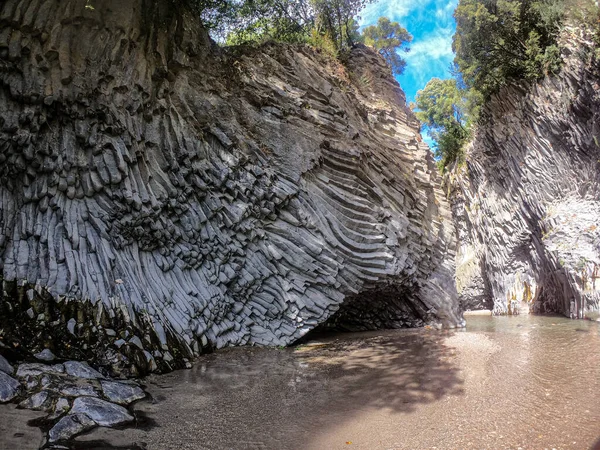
(296, 286, 432, 343)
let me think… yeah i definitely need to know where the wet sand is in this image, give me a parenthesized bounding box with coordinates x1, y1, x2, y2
(3, 315, 600, 449)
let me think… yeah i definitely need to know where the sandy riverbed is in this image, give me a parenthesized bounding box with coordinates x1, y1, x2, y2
(3, 315, 600, 449)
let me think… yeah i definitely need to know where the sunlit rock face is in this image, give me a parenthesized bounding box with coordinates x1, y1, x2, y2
(0, 0, 461, 374)
(450, 27, 600, 317)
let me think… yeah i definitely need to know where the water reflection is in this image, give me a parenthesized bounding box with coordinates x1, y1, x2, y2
(72, 315, 600, 450)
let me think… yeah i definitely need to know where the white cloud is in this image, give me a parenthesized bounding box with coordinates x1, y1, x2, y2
(403, 25, 454, 86)
(359, 0, 459, 99)
(359, 0, 430, 26)
(406, 29, 454, 67)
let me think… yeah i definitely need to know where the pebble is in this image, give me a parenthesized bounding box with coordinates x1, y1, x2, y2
(35, 349, 56, 362)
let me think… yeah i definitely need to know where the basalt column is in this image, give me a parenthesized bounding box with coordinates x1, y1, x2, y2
(0, 0, 462, 374)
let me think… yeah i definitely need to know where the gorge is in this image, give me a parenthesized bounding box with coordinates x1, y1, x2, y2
(0, 0, 462, 378)
(0, 0, 599, 448)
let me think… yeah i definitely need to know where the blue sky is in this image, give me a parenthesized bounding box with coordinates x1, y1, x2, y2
(359, 0, 458, 105)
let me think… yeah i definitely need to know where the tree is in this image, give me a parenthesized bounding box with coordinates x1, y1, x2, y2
(313, 0, 374, 51)
(413, 78, 472, 169)
(452, 0, 567, 98)
(362, 17, 412, 75)
(215, 0, 313, 44)
(217, 0, 373, 51)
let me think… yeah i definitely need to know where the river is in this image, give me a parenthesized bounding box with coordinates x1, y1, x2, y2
(3, 315, 600, 449)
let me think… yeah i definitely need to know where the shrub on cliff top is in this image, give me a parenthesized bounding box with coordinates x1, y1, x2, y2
(453, 0, 597, 99)
(362, 17, 413, 75)
(413, 78, 476, 170)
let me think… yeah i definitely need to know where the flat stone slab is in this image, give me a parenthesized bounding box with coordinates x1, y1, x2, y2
(100, 380, 145, 405)
(64, 361, 104, 379)
(60, 384, 99, 398)
(49, 413, 96, 442)
(71, 397, 133, 427)
(0, 355, 14, 375)
(16, 363, 65, 377)
(0, 371, 20, 402)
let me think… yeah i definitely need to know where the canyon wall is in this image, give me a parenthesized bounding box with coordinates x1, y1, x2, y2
(451, 27, 600, 317)
(0, 0, 461, 375)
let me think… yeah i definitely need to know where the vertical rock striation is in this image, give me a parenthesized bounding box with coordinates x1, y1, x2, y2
(450, 27, 600, 317)
(0, 0, 461, 374)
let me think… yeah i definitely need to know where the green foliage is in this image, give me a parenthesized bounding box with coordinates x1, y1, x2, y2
(208, 0, 373, 52)
(306, 28, 340, 57)
(313, 0, 373, 51)
(452, 0, 569, 99)
(186, 0, 413, 78)
(210, 0, 313, 43)
(362, 17, 413, 75)
(413, 78, 473, 169)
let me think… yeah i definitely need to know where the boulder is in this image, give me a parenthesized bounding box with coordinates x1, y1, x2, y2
(70, 397, 134, 427)
(0, 371, 20, 402)
(100, 381, 145, 405)
(63, 361, 104, 380)
(48, 414, 96, 442)
(0, 355, 14, 375)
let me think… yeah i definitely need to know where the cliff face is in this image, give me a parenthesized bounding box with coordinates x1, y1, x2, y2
(0, 0, 461, 375)
(451, 27, 600, 317)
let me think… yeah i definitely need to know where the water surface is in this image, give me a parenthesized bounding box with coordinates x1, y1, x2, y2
(6, 315, 600, 449)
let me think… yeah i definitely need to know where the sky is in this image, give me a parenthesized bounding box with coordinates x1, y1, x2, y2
(359, 0, 459, 105)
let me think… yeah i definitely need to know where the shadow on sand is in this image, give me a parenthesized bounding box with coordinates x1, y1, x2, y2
(70, 328, 464, 449)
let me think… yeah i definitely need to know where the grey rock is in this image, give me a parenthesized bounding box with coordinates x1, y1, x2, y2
(48, 397, 71, 420)
(0, 371, 20, 402)
(100, 380, 145, 405)
(25, 377, 40, 390)
(48, 413, 96, 442)
(0, 355, 14, 375)
(55, 397, 71, 413)
(70, 396, 134, 427)
(16, 363, 65, 378)
(449, 28, 600, 318)
(128, 336, 144, 350)
(0, 0, 462, 374)
(66, 319, 77, 336)
(18, 390, 50, 410)
(63, 361, 103, 379)
(35, 349, 56, 362)
(60, 384, 99, 398)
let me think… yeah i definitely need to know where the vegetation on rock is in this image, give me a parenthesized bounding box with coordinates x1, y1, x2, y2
(362, 17, 413, 75)
(414, 0, 598, 171)
(413, 78, 477, 170)
(190, 0, 413, 74)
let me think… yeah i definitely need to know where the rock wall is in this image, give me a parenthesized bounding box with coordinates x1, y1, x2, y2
(0, 0, 461, 375)
(450, 26, 600, 317)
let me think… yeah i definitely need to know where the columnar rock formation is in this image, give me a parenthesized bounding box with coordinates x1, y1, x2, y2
(450, 27, 600, 317)
(0, 0, 461, 375)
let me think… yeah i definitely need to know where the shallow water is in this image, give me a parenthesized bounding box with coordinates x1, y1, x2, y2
(5, 315, 600, 449)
